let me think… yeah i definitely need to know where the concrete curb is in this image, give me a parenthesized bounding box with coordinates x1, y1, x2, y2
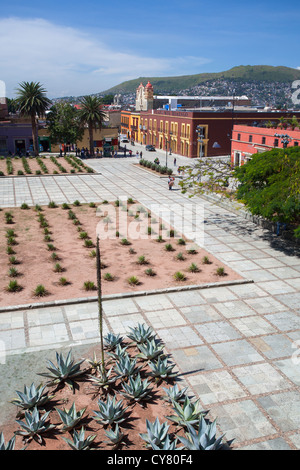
(0, 278, 253, 313)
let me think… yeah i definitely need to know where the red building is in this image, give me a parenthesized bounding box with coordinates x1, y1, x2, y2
(231, 124, 300, 166)
(140, 109, 300, 158)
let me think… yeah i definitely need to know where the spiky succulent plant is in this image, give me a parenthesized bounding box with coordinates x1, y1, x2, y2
(166, 396, 206, 429)
(104, 424, 125, 447)
(63, 427, 96, 450)
(139, 418, 170, 448)
(88, 366, 116, 390)
(113, 354, 142, 379)
(148, 356, 177, 380)
(11, 383, 54, 410)
(0, 432, 16, 450)
(150, 434, 182, 450)
(177, 417, 225, 450)
(136, 338, 164, 361)
(38, 350, 85, 389)
(120, 374, 153, 403)
(162, 384, 188, 404)
(56, 402, 86, 431)
(93, 395, 128, 426)
(126, 323, 154, 344)
(104, 332, 123, 351)
(15, 407, 55, 443)
(107, 344, 128, 362)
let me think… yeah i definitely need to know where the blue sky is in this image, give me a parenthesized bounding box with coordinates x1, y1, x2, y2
(1, 0, 299, 98)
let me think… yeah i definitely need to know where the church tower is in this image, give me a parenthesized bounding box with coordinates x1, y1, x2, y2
(135, 81, 154, 111)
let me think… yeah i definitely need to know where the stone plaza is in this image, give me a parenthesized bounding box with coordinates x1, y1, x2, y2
(0, 147, 299, 450)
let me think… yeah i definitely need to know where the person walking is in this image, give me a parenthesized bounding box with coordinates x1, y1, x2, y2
(140, 151, 143, 158)
(168, 175, 175, 190)
(174, 157, 176, 166)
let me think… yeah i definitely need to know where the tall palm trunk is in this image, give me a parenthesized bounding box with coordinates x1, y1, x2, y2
(89, 121, 94, 156)
(31, 112, 39, 156)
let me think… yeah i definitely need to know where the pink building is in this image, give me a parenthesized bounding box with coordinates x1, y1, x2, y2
(231, 124, 300, 166)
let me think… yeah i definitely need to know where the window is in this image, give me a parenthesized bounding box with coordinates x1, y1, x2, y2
(274, 139, 279, 147)
(294, 141, 299, 147)
(0, 139, 7, 152)
(262, 137, 266, 145)
(249, 135, 253, 143)
(237, 133, 241, 141)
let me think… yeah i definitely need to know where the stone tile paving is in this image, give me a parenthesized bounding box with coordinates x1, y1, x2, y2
(0, 155, 299, 450)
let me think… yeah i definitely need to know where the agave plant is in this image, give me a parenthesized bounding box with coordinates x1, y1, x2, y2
(177, 417, 225, 450)
(120, 374, 153, 403)
(139, 418, 170, 448)
(11, 383, 54, 411)
(136, 338, 164, 361)
(166, 396, 206, 429)
(150, 434, 182, 450)
(15, 407, 55, 443)
(162, 384, 188, 404)
(114, 355, 142, 379)
(38, 350, 85, 389)
(104, 424, 125, 448)
(0, 432, 16, 450)
(127, 323, 155, 344)
(148, 357, 178, 381)
(88, 366, 116, 391)
(85, 351, 102, 372)
(93, 395, 128, 426)
(103, 332, 123, 351)
(107, 343, 129, 362)
(63, 427, 96, 450)
(56, 402, 86, 431)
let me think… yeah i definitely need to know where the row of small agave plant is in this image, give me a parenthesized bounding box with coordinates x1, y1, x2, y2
(0, 323, 226, 451)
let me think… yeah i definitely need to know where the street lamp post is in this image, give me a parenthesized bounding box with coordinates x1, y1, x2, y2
(165, 132, 173, 168)
(196, 125, 204, 182)
(274, 133, 293, 148)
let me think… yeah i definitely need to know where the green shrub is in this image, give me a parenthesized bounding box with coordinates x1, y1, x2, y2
(33, 284, 48, 297)
(173, 271, 186, 281)
(83, 281, 96, 291)
(216, 266, 226, 276)
(202, 256, 211, 264)
(127, 276, 139, 285)
(165, 243, 174, 252)
(145, 268, 156, 276)
(188, 263, 200, 273)
(6, 280, 22, 292)
(104, 273, 114, 281)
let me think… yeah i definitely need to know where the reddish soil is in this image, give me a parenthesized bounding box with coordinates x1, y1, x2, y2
(0, 155, 92, 176)
(0, 202, 241, 308)
(2, 342, 189, 450)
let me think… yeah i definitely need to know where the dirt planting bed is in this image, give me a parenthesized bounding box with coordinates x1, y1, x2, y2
(0, 200, 242, 308)
(0, 155, 94, 177)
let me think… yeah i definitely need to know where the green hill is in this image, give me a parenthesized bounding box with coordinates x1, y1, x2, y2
(101, 65, 300, 95)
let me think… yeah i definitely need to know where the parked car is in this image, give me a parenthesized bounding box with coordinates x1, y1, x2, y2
(146, 145, 156, 151)
(121, 139, 129, 143)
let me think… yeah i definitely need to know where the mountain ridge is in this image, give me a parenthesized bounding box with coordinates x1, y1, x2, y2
(100, 65, 300, 95)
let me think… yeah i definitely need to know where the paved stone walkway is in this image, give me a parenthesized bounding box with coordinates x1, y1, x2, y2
(0, 151, 299, 450)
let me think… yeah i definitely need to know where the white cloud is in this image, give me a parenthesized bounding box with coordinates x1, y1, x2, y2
(0, 17, 211, 98)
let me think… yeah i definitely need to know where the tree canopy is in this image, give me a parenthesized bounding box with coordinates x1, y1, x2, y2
(46, 102, 84, 146)
(234, 147, 300, 236)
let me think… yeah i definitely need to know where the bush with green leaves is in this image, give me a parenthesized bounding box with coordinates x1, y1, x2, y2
(33, 284, 48, 297)
(173, 271, 186, 281)
(56, 402, 86, 432)
(216, 266, 226, 276)
(104, 272, 114, 281)
(83, 280, 96, 290)
(127, 275, 139, 285)
(188, 263, 200, 273)
(93, 395, 128, 426)
(6, 280, 22, 292)
(145, 268, 156, 276)
(11, 383, 54, 411)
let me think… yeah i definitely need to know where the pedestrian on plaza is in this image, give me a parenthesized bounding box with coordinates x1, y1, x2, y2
(174, 157, 177, 166)
(177, 166, 181, 175)
(168, 176, 175, 190)
(96, 148, 99, 158)
(140, 151, 143, 158)
(136, 151, 139, 158)
(129, 150, 132, 156)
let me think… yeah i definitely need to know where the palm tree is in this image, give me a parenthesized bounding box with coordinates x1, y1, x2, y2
(15, 82, 52, 156)
(78, 96, 107, 156)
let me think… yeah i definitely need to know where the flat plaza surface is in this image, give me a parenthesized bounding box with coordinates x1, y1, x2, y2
(0, 147, 299, 450)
